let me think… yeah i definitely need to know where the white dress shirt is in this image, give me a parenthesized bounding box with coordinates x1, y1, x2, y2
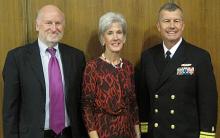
(163, 38, 183, 58)
(38, 39, 70, 130)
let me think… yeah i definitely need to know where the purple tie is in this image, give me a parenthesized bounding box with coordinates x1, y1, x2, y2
(47, 48, 65, 134)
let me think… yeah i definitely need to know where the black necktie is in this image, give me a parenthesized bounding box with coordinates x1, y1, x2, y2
(165, 51, 171, 63)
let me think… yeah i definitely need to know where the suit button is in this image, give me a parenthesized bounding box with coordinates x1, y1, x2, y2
(154, 123, 159, 128)
(155, 94, 159, 99)
(171, 95, 175, 100)
(171, 124, 175, 129)
(154, 109, 159, 113)
(170, 110, 175, 114)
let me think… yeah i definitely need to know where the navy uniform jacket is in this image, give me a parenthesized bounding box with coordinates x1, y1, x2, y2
(139, 39, 217, 138)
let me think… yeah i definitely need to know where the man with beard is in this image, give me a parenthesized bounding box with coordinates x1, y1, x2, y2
(3, 5, 86, 138)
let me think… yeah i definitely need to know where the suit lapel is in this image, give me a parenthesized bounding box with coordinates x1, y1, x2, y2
(27, 42, 73, 98)
(154, 44, 166, 75)
(59, 44, 72, 96)
(27, 41, 45, 91)
(156, 41, 187, 90)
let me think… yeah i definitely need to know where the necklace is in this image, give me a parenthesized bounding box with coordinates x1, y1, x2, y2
(101, 53, 123, 68)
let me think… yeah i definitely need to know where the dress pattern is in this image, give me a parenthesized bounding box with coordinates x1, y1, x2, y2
(82, 58, 139, 138)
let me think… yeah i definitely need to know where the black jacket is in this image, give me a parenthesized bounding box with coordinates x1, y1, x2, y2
(3, 41, 86, 138)
(139, 40, 217, 138)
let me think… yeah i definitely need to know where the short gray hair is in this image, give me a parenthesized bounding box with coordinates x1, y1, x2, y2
(98, 12, 127, 45)
(158, 3, 183, 20)
(159, 2, 183, 13)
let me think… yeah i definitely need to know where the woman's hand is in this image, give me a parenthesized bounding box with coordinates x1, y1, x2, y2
(88, 130, 99, 138)
(135, 124, 141, 138)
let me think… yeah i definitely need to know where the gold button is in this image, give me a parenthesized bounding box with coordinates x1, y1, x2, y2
(171, 95, 175, 100)
(154, 109, 159, 113)
(154, 123, 159, 128)
(155, 94, 159, 99)
(171, 124, 175, 129)
(170, 110, 175, 114)
(212, 126, 215, 132)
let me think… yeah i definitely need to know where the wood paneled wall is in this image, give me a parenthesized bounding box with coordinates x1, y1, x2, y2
(0, 0, 219, 137)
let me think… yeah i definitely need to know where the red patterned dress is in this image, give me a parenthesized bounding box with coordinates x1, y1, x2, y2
(82, 58, 139, 138)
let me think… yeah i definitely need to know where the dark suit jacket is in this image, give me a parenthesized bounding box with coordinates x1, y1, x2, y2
(3, 41, 86, 138)
(139, 40, 217, 138)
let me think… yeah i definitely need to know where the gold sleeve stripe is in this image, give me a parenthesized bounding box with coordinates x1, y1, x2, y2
(200, 131, 215, 136)
(199, 135, 215, 138)
(140, 122, 148, 133)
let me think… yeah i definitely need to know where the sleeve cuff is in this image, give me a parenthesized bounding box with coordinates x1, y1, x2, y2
(200, 131, 215, 138)
(140, 122, 148, 133)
